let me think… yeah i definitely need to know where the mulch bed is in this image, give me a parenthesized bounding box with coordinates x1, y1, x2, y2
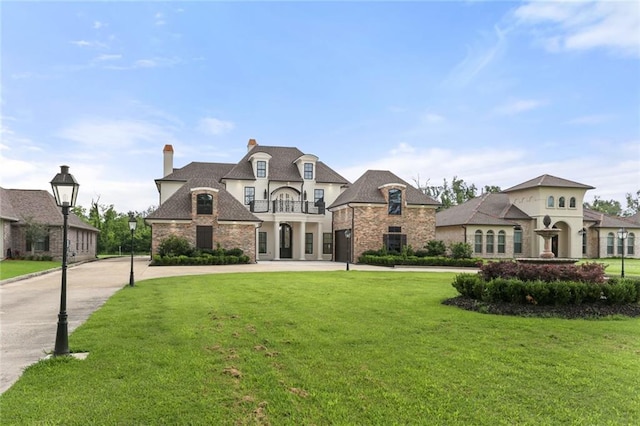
(443, 296, 640, 319)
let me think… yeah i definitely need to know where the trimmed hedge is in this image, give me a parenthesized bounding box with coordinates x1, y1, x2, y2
(151, 254, 250, 266)
(479, 261, 606, 284)
(358, 254, 481, 268)
(452, 273, 640, 306)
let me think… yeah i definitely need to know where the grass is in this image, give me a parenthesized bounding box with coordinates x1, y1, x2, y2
(0, 259, 60, 280)
(590, 257, 640, 277)
(1, 271, 639, 425)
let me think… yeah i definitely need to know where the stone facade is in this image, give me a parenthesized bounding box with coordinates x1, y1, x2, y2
(8, 224, 97, 262)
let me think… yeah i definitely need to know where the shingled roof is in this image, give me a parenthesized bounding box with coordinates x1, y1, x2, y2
(328, 170, 439, 209)
(503, 174, 594, 192)
(0, 187, 20, 221)
(583, 208, 640, 229)
(2, 189, 98, 231)
(156, 162, 235, 183)
(222, 145, 349, 184)
(436, 193, 531, 227)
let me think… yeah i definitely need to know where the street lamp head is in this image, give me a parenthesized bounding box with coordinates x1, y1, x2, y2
(128, 213, 137, 231)
(50, 165, 79, 207)
(617, 227, 628, 240)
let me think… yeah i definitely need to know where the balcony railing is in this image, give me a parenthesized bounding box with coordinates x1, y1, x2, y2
(249, 200, 325, 215)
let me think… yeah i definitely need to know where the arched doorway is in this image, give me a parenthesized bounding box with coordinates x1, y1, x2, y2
(551, 221, 570, 258)
(279, 223, 292, 259)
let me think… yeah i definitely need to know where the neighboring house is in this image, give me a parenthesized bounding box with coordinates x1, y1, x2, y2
(436, 174, 639, 259)
(146, 140, 350, 262)
(0, 187, 99, 262)
(328, 170, 440, 262)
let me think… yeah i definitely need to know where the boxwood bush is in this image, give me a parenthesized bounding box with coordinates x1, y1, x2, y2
(358, 254, 480, 268)
(152, 236, 250, 266)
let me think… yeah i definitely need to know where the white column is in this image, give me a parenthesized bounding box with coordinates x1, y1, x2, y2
(255, 228, 260, 261)
(273, 221, 280, 260)
(299, 222, 306, 260)
(316, 223, 323, 260)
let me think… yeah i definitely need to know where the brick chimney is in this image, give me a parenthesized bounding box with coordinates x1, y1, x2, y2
(163, 144, 174, 177)
(247, 138, 258, 152)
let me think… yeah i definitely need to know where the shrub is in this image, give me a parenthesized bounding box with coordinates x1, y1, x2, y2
(449, 242, 473, 259)
(479, 261, 606, 284)
(424, 240, 447, 257)
(158, 236, 193, 257)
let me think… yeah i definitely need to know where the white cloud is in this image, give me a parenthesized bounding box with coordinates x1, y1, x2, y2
(494, 99, 546, 115)
(513, 1, 640, 57)
(93, 21, 106, 29)
(155, 12, 165, 26)
(70, 40, 108, 49)
(421, 113, 445, 124)
(566, 114, 612, 125)
(106, 57, 180, 70)
(93, 54, 122, 62)
(197, 117, 235, 135)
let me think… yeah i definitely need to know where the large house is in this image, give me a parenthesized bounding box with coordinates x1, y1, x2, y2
(147, 141, 441, 263)
(0, 187, 99, 262)
(436, 174, 639, 259)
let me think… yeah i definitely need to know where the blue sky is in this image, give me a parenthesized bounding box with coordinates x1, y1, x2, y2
(2, 1, 639, 213)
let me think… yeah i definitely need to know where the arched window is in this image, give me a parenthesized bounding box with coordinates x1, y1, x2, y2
(388, 189, 402, 215)
(547, 196, 555, 208)
(617, 233, 624, 255)
(514, 226, 523, 254)
(582, 228, 587, 255)
(486, 231, 494, 254)
(607, 232, 614, 255)
(558, 197, 565, 208)
(497, 230, 506, 254)
(569, 197, 576, 208)
(629, 233, 635, 255)
(474, 230, 483, 254)
(197, 194, 213, 214)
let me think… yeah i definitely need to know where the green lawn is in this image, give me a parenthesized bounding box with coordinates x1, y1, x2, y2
(0, 259, 60, 280)
(591, 257, 640, 277)
(1, 271, 639, 425)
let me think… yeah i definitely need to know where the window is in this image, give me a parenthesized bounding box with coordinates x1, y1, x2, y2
(559, 197, 565, 208)
(323, 233, 333, 254)
(244, 187, 255, 205)
(569, 197, 576, 208)
(27, 234, 50, 252)
(486, 231, 494, 254)
(305, 233, 313, 254)
(256, 161, 267, 178)
(582, 229, 587, 255)
(628, 233, 635, 255)
(388, 226, 402, 233)
(514, 226, 522, 254)
(474, 230, 483, 254)
(196, 226, 213, 249)
(197, 194, 213, 214)
(547, 196, 554, 208)
(607, 232, 614, 255)
(497, 231, 506, 254)
(314, 189, 324, 205)
(304, 163, 313, 180)
(258, 232, 267, 254)
(388, 189, 402, 215)
(384, 233, 406, 253)
(617, 233, 624, 255)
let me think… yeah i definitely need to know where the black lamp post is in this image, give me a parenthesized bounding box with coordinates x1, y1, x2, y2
(617, 227, 628, 278)
(345, 229, 351, 271)
(50, 165, 79, 357)
(128, 213, 137, 287)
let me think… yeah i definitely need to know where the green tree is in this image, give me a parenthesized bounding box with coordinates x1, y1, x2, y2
(584, 196, 623, 216)
(625, 190, 639, 216)
(23, 217, 49, 255)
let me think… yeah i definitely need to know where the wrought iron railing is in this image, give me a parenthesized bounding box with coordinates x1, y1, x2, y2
(249, 200, 325, 215)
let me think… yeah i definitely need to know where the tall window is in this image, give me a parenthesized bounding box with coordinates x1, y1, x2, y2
(607, 232, 614, 255)
(514, 226, 523, 254)
(258, 232, 267, 254)
(559, 197, 565, 208)
(547, 196, 555, 208)
(27, 234, 50, 252)
(196, 226, 213, 249)
(388, 189, 402, 215)
(569, 197, 576, 208)
(617, 233, 624, 255)
(474, 230, 483, 254)
(197, 194, 213, 214)
(305, 233, 313, 254)
(323, 233, 332, 254)
(304, 163, 313, 180)
(384, 233, 406, 253)
(497, 231, 506, 254)
(582, 229, 587, 255)
(244, 187, 255, 205)
(628, 233, 635, 255)
(257, 161, 267, 178)
(486, 231, 494, 254)
(314, 189, 324, 205)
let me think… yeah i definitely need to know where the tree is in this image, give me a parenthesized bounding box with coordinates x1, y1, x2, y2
(625, 190, 639, 216)
(584, 196, 623, 216)
(414, 175, 479, 210)
(23, 217, 49, 255)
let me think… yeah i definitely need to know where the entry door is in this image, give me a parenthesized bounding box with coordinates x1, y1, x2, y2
(280, 223, 292, 259)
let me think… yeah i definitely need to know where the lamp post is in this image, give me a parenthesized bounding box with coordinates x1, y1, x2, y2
(345, 229, 351, 271)
(128, 213, 137, 286)
(617, 227, 628, 278)
(50, 165, 79, 357)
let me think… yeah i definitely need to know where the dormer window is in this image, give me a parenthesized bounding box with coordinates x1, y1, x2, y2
(304, 163, 313, 180)
(257, 161, 267, 178)
(389, 189, 402, 215)
(197, 194, 213, 214)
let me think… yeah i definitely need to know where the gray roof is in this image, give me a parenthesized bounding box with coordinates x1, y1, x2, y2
(222, 146, 349, 184)
(2, 188, 98, 231)
(583, 208, 640, 229)
(157, 162, 235, 183)
(436, 193, 531, 227)
(328, 170, 439, 209)
(0, 187, 20, 221)
(147, 178, 261, 222)
(503, 174, 594, 192)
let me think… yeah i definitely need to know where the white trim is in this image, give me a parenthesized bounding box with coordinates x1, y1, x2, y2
(190, 187, 219, 193)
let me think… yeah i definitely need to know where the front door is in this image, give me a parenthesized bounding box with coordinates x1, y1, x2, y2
(280, 223, 292, 259)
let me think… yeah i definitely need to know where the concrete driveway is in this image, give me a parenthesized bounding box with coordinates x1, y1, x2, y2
(0, 257, 466, 394)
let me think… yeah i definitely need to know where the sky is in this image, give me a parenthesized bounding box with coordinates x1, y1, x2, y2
(2, 0, 639, 214)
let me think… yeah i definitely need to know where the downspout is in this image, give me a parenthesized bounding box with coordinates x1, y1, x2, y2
(350, 204, 355, 264)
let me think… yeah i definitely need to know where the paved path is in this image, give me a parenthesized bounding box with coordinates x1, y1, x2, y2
(0, 257, 469, 394)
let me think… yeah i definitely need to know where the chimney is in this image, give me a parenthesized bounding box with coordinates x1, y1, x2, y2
(163, 144, 174, 177)
(247, 138, 258, 152)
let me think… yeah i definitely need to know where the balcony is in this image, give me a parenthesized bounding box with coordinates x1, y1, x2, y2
(249, 200, 325, 215)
